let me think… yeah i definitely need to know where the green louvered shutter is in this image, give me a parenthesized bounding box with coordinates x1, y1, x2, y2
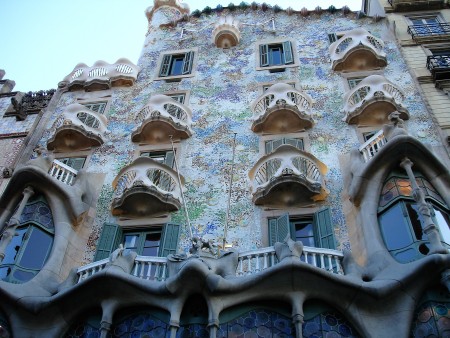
(94, 223, 123, 261)
(313, 208, 336, 249)
(164, 151, 175, 168)
(268, 214, 290, 246)
(282, 41, 294, 64)
(260, 44, 269, 67)
(160, 54, 172, 77)
(182, 51, 194, 75)
(159, 223, 181, 257)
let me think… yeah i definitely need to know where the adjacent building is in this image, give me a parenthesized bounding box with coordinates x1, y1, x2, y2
(0, 1, 450, 337)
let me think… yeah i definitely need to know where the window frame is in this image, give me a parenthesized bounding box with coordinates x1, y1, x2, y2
(155, 48, 198, 81)
(258, 132, 310, 157)
(255, 38, 298, 72)
(76, 97, 111, 115)
(55, 156, 87, 171)
(134, 143, 180, 170)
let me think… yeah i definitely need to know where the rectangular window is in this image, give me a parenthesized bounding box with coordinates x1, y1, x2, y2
(140, 150, 175, 168)
(259, 41, 294, 68)
(57, 157, 86, 171)
(408, 15, 448, 38)
(123, 228, 162, 257)
(159, 51, 194, 77)
(265, 137, 304, 154)
(82, 102, 107, 114)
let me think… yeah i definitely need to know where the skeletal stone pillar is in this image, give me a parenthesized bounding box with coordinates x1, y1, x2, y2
(208, 319, 219, 338)
(0, 186, 34, 263)
(292, 314, 304, 338)
(169, 321, 179, 338)
(400, 158, 447, 254)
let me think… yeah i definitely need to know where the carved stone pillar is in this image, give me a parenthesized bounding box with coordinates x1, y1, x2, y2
(169, 321, 179, 338)
(292, 314, 304, 338)
(208, 319, 219, 338)
(0, 186, 34, 263)
(399, 158, 447, 254)
(99, 321, 112, 338)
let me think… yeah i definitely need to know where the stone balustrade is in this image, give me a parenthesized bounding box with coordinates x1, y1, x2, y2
(59, 58, 139, 91)
(329, 28, 387, 71)
(48, 159, 78, 185)
(359, 130, 388, 162)
(251, 83, 313, 133)
(76, 245, 344, 283)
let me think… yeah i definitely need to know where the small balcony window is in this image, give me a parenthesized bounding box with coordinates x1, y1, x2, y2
(260, 41, 293, 68)
(159, 51, 194, 78)
(140, 150, 175, 169)
(81, 101, 108, 114)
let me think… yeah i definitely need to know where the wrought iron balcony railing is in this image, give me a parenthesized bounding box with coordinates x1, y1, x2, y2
(426, 55, 450, 81)
(407, 23, 450, 42)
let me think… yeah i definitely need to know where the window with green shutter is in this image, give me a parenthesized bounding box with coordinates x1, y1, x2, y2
(159, 51, 194, 77)
(259, 41, 294, 68)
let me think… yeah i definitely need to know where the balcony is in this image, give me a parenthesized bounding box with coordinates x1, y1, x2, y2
(212, 16, 240, 48)
(111, 157, 184, 218)
(427, 55, 450, 86)
(329, 28, 387, 72)
(251, 83, 313, 134)
(47, 104, 108, 152)
(248, 145, 328, 207)
(76, 245, 344, 283)
(359, 130, 388, 162)
(343, 75, 409, 125)
(131, 94, 192, 144)
(58, 59, 139, 92)
(407, 23, 450, 44)
(387, 0, 444, 12)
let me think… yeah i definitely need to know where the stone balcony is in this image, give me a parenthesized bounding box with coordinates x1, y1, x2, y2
(131, 94, 192, 144)
(111, 157, 184, 218)
(251, 83, 314, 134)
(58, 59, 139, 92)
(248, 145, 328, 207)
(343, 75, 409, 126)
(47, 104, 108, 152)
(212, 15, 240, 48)
(329, 28, 387, 72)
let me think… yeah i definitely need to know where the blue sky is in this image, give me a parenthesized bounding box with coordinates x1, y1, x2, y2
(0, 0, 360, 92)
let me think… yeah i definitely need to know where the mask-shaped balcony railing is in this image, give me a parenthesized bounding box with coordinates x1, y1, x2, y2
(212, 15, 240, 48)
(111, 157, 184, 217)
(407, 23, 450, 43)
(48, 159, 78, 185)
(426, 55, 450, 83)
(358, 130, 388, 163)
(251, 83, 313, 133)
(388, 0, 444, 11)
(249, 145, 328, 207)
(329, 28, 387, 72)
(131, 94, 193, 144)
(58, 58, 139, 91)
(47, 103, 108, 152)
(343, 75, 409, 125)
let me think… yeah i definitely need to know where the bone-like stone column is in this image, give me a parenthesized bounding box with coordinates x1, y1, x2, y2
(0, 186, 34, 263)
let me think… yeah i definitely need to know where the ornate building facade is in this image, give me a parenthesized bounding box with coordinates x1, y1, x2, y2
(0, 1, 450, 337)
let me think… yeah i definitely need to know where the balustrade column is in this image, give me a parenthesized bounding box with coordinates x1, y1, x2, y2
(400, 158, 447, 254)
(0, 186, 34, 263)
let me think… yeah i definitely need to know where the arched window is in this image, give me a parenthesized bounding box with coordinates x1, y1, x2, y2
(378, 171, 450, 263)
(0, 195, 54, 283)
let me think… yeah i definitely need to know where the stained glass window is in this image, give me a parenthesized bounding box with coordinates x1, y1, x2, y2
(113, 313, 169, 337)
(412, 301, 450, 337)
(303, 311, 360, 337)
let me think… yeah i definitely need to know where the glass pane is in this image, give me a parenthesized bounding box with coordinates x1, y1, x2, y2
(269, 47, 282, 65)
(1, 228, 26, 265)
(394, 248, 418, 264)
(406, 202, 426, 241)
(170, 57, 184, 76)
(124, 235, 139, 252)
(294, 222, 315, 247)
(142, 233, 161, 256)
(379, 203, 413, 250)
(396, 178, 412, 197)
(18, 227, 52, 270)
(0, 266, 10, 280)
(434, 208, 450, 245)
(13, 269, 36, 282)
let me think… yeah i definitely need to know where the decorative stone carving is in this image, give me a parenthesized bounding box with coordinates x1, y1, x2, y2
(274, 236, 303, 261)
(212, 16, 240, 48)
(106, 244, 137, 274)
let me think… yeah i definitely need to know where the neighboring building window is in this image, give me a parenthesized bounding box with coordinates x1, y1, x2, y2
(268, 209, 336, 249)
(259, 41, 294, 68)
(159, 51, 194, 77)
(408, 15, 447, 36)
(0, 195, 54, 283)
(94, 223, 181, 261)
(57, 157, 86, 171)
(378, 172, 450, 263)
(140, 150, 175, 168)
(265, 137, 304, 154)
(82, 101, 108, 114)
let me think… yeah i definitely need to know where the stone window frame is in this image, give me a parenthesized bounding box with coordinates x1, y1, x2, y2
(258, 131, 311, 158)
(154, 48, 198, 82)
(255, 38, 299, 72)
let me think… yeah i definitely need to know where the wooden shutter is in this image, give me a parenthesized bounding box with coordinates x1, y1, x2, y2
(159, 223, 181, 257)
(268, 214, 290, 246)
(164, 151, 175, 168)
(182, 51, 194, 75)
(282, 41, 294, 64)
(94, 223, 123, 261)
(159, 54, 172, 77)
(260, 44, 269, 67)
(313, 208, 336, 249)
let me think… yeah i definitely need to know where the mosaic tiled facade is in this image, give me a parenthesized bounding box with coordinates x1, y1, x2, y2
(1, 1, 450, 337)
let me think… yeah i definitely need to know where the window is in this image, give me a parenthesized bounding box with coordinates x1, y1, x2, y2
(378, 172, 450, 263)
(166, 93, 186, 104)
(328, 33, 344, 44)
(347, 77, 369, 103)
(159, 51, 194, 78)
(265, 137, 304, 154)
(57, 157, 86, 171)
(259, 41, 294, 69)
(77, 112, 100, 128)
(408, 15, 448, 37)
(94, 223, 181, 261)
(140, 150, 175, 168)
(81, 101, 108, 114)
(0, 195, 54, 283)
(268, 208, 335, 249)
